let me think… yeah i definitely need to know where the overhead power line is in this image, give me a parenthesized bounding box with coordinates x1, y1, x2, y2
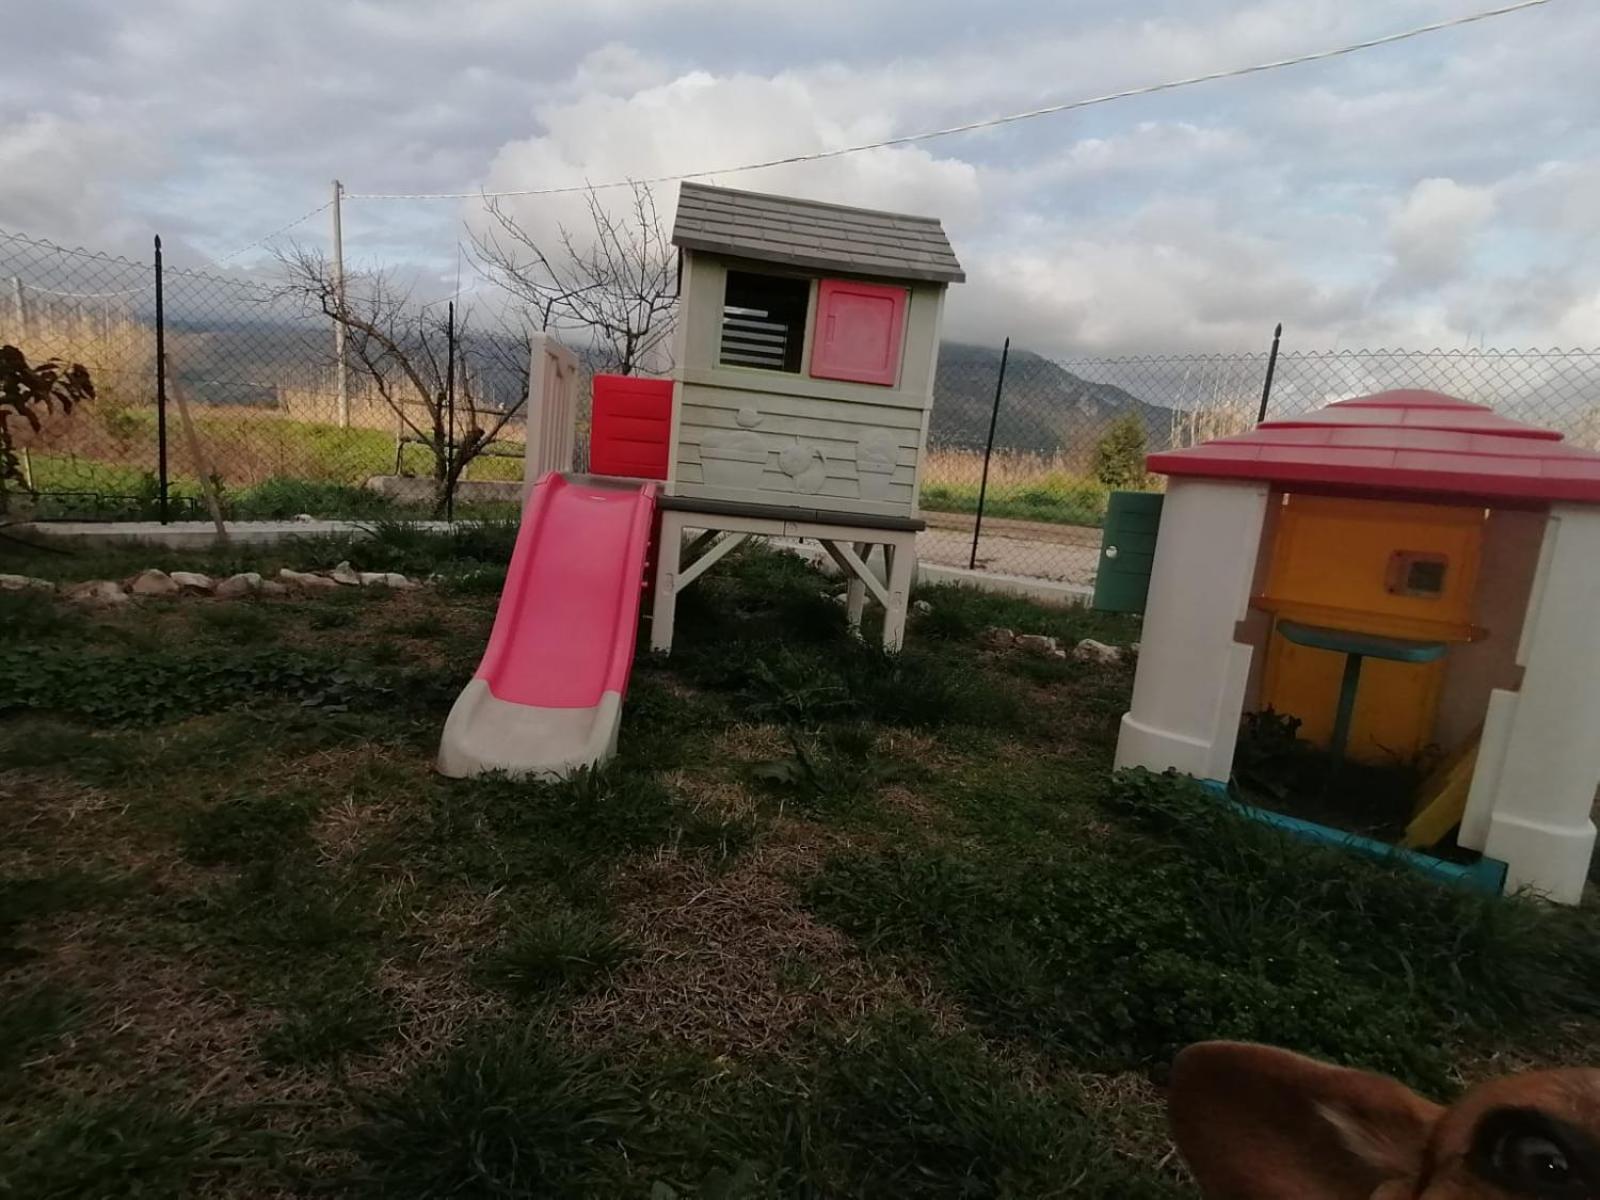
(347, 0, 1555, 202)
(209, 0, 1555, 256)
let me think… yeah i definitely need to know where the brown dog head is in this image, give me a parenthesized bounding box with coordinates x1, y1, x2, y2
(1169, 1041, 1600, 1198)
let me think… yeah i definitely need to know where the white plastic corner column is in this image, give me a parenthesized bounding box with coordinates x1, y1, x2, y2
(1115, 478, 1270, 783)
(1465, 505, 1600, 904)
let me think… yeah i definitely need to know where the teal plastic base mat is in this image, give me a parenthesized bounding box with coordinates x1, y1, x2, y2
(1196, 778, 1508, 894)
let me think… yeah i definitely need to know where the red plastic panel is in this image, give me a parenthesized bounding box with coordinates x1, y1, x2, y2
(809, 278, 907, 386)
(1147, 390, 1600, 506)
(589, 374, 673, 480)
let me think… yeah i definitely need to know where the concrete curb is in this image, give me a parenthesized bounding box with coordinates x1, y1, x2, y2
(17, 519, 1093, 608)
(13, 519, 448, 550)
(780, 541, 1091, 608)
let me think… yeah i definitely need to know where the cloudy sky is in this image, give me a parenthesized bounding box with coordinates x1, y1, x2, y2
(2, 0, 1595, 355)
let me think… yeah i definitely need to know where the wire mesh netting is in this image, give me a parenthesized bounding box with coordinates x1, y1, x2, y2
(1, 228, 547, 521)
(918, 344, 1600, 587)
(7, 226, 1599, 591)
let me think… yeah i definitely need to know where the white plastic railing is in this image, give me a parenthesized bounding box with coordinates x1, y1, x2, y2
(522, 331, 579, 505)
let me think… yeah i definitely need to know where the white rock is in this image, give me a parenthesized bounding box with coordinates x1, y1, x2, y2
(330, 560, 362, 586)
(66, 579, 130, 606)
(382, 572, 419, 590)
(978, 627, 1015, 649)
(259, 580, 289, 597)
(170, 571, 214, 593)
(214, 572, 262, 598)
(128, 568, 180, 597)
(279, 568, 337, 591)
(0, 574, 53, 592)
(913, 599, 934, 615)
(1015, 633, 1060, 656)
(1073, 638, 1123, 665)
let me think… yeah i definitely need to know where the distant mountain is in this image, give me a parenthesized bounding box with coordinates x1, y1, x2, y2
(931, 343, 1176, 462)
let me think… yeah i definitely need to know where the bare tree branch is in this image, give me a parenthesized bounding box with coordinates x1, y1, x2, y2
(467, 181, 677, 376)
(274, 244, 529, 515)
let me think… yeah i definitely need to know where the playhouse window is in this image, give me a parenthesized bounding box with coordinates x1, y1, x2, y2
(720, 271, 809, 373)
(1387, 551, 1448, 597)
(809, 278, 907, 387)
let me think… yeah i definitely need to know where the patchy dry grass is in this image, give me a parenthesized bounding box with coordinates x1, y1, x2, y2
(5, 534, 1599, 1196)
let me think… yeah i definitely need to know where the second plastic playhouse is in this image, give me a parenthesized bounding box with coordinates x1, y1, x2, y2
(1112, 390, 1600, 904)
(438, 182, 963, 781)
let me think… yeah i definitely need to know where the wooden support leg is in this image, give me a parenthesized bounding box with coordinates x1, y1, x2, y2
(684, 528, 719, 559)
(845, 541, 869, 635)
(650, 512, 683, 654)
(676, 531, 748, 588)
(882, 536, 915, 652)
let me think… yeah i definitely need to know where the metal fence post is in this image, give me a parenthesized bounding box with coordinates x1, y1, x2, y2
(1257, 322, 1283, 424)
(445, 299, 456, 524)
(969, 336, 1010, 571)
(154, 235, 169, 525)
(332, 179, 349, 429)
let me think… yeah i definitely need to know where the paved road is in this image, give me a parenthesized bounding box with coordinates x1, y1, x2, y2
(916, 511, 1101, 585)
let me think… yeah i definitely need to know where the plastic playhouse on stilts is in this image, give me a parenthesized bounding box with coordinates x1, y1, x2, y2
(437, 182, 963, 781)
(1110, 390, 1600, 903)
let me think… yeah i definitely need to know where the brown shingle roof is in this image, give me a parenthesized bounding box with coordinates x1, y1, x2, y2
(671, 182, 964, 284)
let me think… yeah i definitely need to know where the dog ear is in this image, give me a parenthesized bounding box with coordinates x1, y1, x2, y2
(1168, 1042, 1444, 1199)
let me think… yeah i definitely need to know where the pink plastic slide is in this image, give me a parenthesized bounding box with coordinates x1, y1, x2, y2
(436, 472, 658, 779)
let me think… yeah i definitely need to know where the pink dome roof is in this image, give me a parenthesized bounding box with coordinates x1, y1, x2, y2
(1146, 390, 1600, 505)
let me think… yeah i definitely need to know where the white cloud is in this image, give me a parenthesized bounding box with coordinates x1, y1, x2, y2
(472, 68, 983, 256)
(952, 197, 1367, 353)
(1555, 290, 1600, 347)
(1, 0, 1597, 355)
(1386, 178, 1496, 290)
(0, 113, 154, 248)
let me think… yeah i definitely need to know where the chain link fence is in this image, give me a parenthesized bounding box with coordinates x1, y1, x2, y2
(8, 226, 1599, 592)
(2, 228, 553, 521)
(919, 342, 1600, 587)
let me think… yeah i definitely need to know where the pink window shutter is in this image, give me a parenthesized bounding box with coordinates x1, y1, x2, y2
(809, 279, 908, 386)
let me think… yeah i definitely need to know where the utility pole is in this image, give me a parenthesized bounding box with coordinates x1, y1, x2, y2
(331, 179, 349, 428)
(10, 277, 27, 338)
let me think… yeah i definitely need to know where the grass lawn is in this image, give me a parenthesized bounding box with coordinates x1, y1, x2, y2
(919, 477, 1114, 529)
(21, 404, 527, 521)
(4, 529, 1600, 1197)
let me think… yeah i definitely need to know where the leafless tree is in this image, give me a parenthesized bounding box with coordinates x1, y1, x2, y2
(276, 245, 525, 516)
(469, 182, 677, 376)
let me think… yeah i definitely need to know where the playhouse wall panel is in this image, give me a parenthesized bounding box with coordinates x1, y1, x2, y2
(671, 384, 924, 518)
(1434, 508, 1545, 753)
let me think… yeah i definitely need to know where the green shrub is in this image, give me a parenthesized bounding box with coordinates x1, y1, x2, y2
(1089, 414, 1149, 490)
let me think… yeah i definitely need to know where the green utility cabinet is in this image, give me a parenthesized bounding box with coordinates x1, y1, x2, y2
(1092, 490, 1165, 614)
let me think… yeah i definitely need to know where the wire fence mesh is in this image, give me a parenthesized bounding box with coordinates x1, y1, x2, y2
(1, 228, 565, 521)
(918, 343, 1600, 586)
(7, 226, 1599, 592)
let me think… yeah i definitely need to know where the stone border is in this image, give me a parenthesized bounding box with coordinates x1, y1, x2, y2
(15, 519, 1092, 608)
(2, 563, 420, 606)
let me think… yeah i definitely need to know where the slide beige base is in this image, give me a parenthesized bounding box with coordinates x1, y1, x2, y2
(436, 678, 623, 781)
